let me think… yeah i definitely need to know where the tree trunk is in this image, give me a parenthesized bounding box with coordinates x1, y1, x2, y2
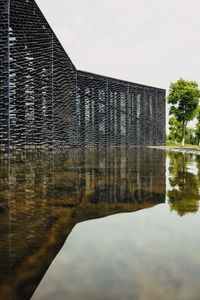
(181, 121, 185, 147)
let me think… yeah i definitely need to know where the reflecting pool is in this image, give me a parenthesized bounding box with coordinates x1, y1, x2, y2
(0, 148, 200, 300)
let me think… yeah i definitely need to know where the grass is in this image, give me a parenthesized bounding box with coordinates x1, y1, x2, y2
(166, 141, 200, 150)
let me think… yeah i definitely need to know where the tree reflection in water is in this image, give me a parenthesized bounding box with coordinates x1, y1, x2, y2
(168, 152, 200, 216)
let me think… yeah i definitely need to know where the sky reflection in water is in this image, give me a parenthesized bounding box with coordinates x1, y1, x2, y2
(0, 148, 200, 300)
(33, 205, 200, 300)
(32, 150, 200, 300)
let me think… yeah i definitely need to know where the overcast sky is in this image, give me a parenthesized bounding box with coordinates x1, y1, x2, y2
(36, 0, 200, 91)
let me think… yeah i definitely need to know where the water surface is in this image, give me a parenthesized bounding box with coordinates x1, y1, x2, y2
(0, 148, 199, 300)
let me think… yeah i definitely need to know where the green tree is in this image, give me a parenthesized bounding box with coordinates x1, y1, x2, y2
(168, 116, 182, 143)
(186, 128, 196, 145)
(168, 78, 200, 147)
(168, 116, 191, 144)
(195, 107, 200, 146)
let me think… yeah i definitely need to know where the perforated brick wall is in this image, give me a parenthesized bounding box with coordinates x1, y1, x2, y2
(0, 0, 166, 150)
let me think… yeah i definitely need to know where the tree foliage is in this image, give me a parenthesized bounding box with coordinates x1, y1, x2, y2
(168, 78, 200, 146)
(195, 107, 200, 145)
(168, 78, 200, 122)
(168, 116, 191, 143)
(197, 107, 200, 122)
(168, 116, 182, 142)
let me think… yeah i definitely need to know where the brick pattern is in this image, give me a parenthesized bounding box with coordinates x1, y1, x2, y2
(0, 0, 166, 149)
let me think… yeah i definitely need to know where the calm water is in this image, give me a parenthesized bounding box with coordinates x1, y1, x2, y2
(0, 148, 200, 300)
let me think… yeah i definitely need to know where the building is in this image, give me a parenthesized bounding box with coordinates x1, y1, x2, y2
(0, 0, 166, 149)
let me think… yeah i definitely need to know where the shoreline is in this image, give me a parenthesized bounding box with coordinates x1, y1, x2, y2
(149, 146, 200, 155)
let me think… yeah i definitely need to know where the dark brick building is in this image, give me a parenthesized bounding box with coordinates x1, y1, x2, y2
(0, 0, 166, 149)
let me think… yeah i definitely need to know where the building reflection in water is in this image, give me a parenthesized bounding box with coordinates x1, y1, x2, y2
(0, 148, 166, 300)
